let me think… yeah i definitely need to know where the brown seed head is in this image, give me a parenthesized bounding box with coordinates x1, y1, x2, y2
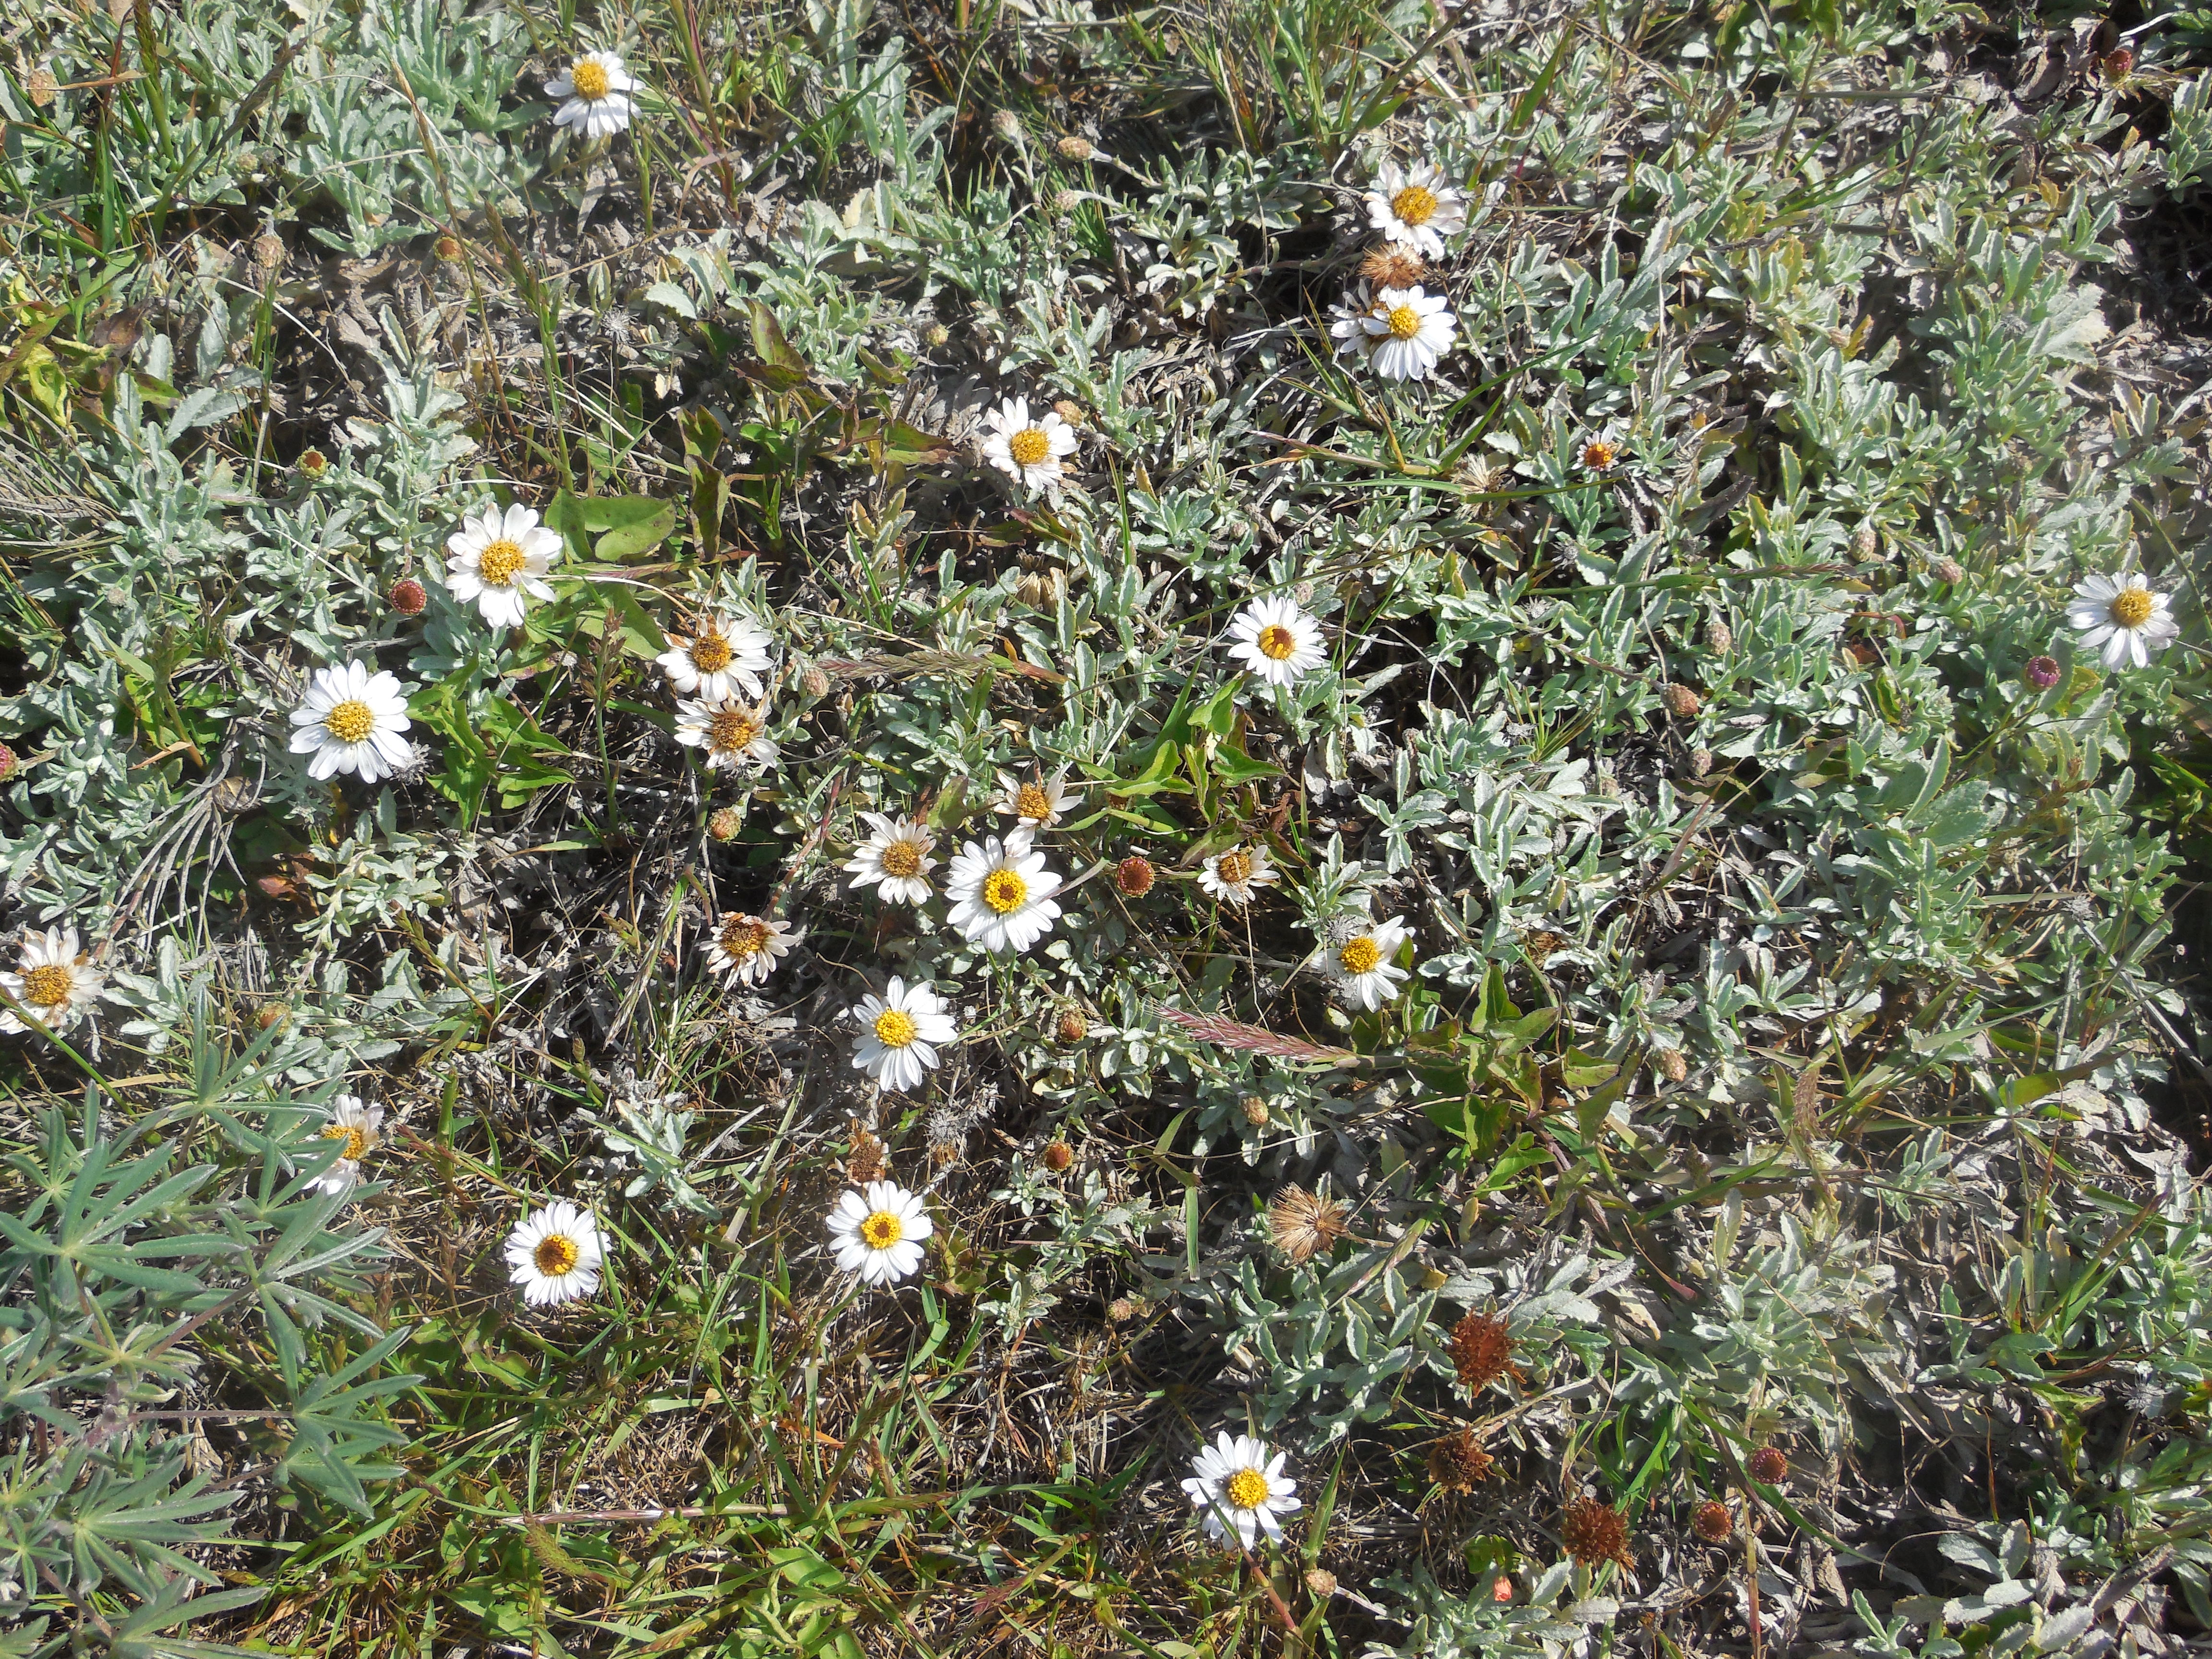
(1691, 1499, 1733, 1542)
(1656, 1048, 1688, 1083)
(1360, 245, 1427, 289)
(434, 235, 463, 261)
(252, 232, 286, 271)
(295, 449, 327, 477)
(1040, 1139, 1074, 1172)
(845, 1124, 887, 1184)
(1107, 1296, 1138, 1323)
(1240, 1094, 1271, 1127)
(1429, 1428, 1496, 1492)
(1660, 683, 1702, 719)
(1447, 1311, 1516, 1391)
(1052, 398, 1085, 428)
(1056, 134, 1094, 160)
(1687, 748, 1714, 779)
(1055, 1008, 1088, 1045)
(707, 806, 742, 842)
(2102, 47, 2134, 80)
(1748, 1446, 1789, 1486)
(1115, 854, 1156, 897)
(798, 664, 833, 699)
(922, 322, 951, 350)
(388, 577, 428, 616)
(1268, 1184, 1349, 1265)
(1561, 1496, 1634, 1569)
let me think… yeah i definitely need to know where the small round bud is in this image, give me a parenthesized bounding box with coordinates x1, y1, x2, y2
(434, 235, 463, 261)
(26, 66, 58, 108)
(1660, 683, 1702, 719)
(922, 322, 950, 349)
(1055, 134, 1094, 160)
(1107, 1296, 1138, 1323)
(2024, 655, 2060, 690)
(1931, 557, 1964, 587)
(1692, 1500, 1733, 1542)
(1656, 1048, 1688, 1083)
(1240, 1095, 1270, 1127)
(992, 108, 1022, 141)
(1748, 1446, 1789, 1486)
(1688, 748, 1714, 779)
(1053, 189, 1085, 213)
(295, 449, 328, 478)
(0, 744, 15, 783)
(252, 232, 286, 271)
(1052, 399, 1085, 428)
(1304, 1569, 1337, 1599)
(254, 1002, 290, 1031)
(708, 806, 742, 842)
(2102, 47, 2134, 80)
(1041, 1139, 1074, 1172)
(1114, 854, 1155, 897)
(1055, 1008, 1088, 1045)
(1703, 617, 1733, 654)
(388, 577, 428, 616)
(798, 664, 833, 699)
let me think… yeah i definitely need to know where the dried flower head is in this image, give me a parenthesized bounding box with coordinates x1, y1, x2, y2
(1107, 1296, 1138, 1323)
(1655, 1048, 1689, 1083)
(1051, 398, 1086, 428)
(1268, 1185, 1349, 1265)
(992, 108, 1022, 141)
(1360, 245, 1427, 289)
(1240, 1094, 1271, 1126)
(1055, 1008, 1088, 1045)
(253, 1002, 289, 1031)
(1041, 1139, 1074, 1172)
(1748, 1446, 1789, 1486)
(1561, 1497, 1634, 1569)
(434, 234, 463, 261)
(1688, 748, 1714, 779)
(1305, 1567, 1337, 1598)
(1703, 617, 1733, 653)
(844, 1123, 887, 1184)
(1691, 1499, 1733, 1542)
(1931, 557, 1964, 586)
(1447, 1311, 1516, 1391)
(1853, 522, 1880, 559)
(922, 322, 951, 350)
(707, 806, 742, 842)
(1115, 854, 1156, 896)
(252, 232, 286, 271)
(1429, 1428, 1495, 1492)
(26, 66, 57, 108)
(388, 577, 427, 616)
(1660, 683, 1702, 719)
(1581, 439, 1618, 471)
(1056, 134, 1094, 159)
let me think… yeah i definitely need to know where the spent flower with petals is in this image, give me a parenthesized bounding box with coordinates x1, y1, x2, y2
(289, 662, 413, 783)
(446, 504, 562, 629)
(1200, 844, 1278, 906)
(673, 698, 779, 771)
(703, 912, 799, 986)
(1182, 1432, 1301, 1547)
(826, 1180, 933, 1286)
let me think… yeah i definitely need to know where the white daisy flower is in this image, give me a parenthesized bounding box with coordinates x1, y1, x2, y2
(1316, 915, 1410, 1011)
(658, 612, 773, 702)
(546, 50, 638, 142)
(703, 911, 799, 986)
(2068, 571, 2179, 670)
(0, 926, 102, 1035)
(505, 1200, 604, 1307)
(1199, 844, 1279, 906)
(288, 661, 414, 783)
(945, 828, 1063, 952)
(851, 976, 958, 1093)
(1182, 1431, 1301, 1547)
(310, 1094, 385, 1196)
(1329, 283, 1378, 363)
(1354, 285, 1456, 383)
(1226, 596, 1328, 687)
(825, 1179, 933, 1287)
(845, 813, 938, 905)
(673, 697, 780, 772)
(446, 503, 562, 629)
(1365, 161, 1468, 261)
(993, 769, 1079, 828)
(980, 397, 1079, 495)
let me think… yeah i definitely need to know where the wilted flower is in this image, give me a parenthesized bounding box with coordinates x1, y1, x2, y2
(505, 1201, 604, 1306)
(945, 829, 1062, 952)
(1040, 1138, 1074, 1171)
(1200, 845, 1278, 906)
(845, 813, 938, 904)
(1691, 1500, 1733, 1542)
(547, 51, 638, 141)
(1268, 1184, 1349, 1264)
(1446, 1311, 1516, 1391)
(1364, 160, 1467, 260)
(310, 1094, 384, 1195)
(289, 662, 413, 783)
(446, 503, 562, 629)
(1562, 1497, 1633, 1569)
(850, 977, 956, 1092)
(1183, 1433, 1300, 1546)
(1931, 556, 1965, 586)
(1360, 245, 1426, 288)
(1429, 1428, 1495, 1492)
(2069, 571, 2177, 669)
(1226, 595, 1327, 686)
(826, 1180, 932, 1286)
(703, 911, 799, 986)
(0, 926, 102, 1035)
(673, 698, 779, 771)
(0, 744, 16, 783)
(1581, 439, 1618, 471)
(981, 397, 1078, 495)
(251, 232, 285, 271)
(1240, 1095, 1271, 1126)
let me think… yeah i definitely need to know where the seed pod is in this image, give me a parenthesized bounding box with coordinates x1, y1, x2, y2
(1561, 1497, 1634, 1569)
(1703, 617, 1733, 653)
(389, 577, 428, 616)
(1240, 1095, 1270, 1126)
(1447, 1311, 1515, 1391)
(1305, 1568, 1337, 1599)
(1656, 1048, 1689, 1083)
(252, 233, 286, 271)
(1055, 1008, 1088, 1045)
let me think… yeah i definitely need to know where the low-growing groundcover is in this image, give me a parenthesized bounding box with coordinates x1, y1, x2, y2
(4, 0, 2212, 1652)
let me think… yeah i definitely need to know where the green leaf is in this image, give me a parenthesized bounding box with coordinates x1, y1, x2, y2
(593, 496, 678, 562)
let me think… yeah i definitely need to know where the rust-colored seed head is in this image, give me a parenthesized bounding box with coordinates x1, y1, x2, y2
(2102, 47, 2134, 79)
(1115, 854, 1155, 897)
(1041, 1139, 1074, 1172)
(388, 577, 427, 616)
(1360, 245, 1427, 288)
(1269, 1184, 1349, 1265)
(1055, 1008, 1088, 1044)
(845, 1125, 886, 1184)
(1692, 1500, 1732, 1542)
(1748, 1447, 1789, 1486)
(707, 807, 742, 842)
(1429, 1428, 1495, 1492)
(434, 234, 463, 261)
(1447, 1311, 1515, 1391)
(1562, 1497, 1634, 1569)
(1661, 683, 1702, 719)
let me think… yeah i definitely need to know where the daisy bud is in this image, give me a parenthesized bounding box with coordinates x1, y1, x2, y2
(992, 108, 1022, 142)
(1692, 1500, 1733, 1542)
(2102, 47, 2134, 80)
(1656, 1048, 1688, 1083)
(1660, 683, 1702, 719)
(1114, 854, 1156, 896)
(1055, 1008, 1088, 1045)
(254, 1002, 290, 1031)
(1748, 1446, 1789, 1486)
(1041, 1139, 1074, 1172)
(1688, 748, 1713, 779)
(1107, 1296, 1138, 1323)
(1056, 134, 1094, 160)
(434, 234, 463, 261)
(0, 744, 15, 783)
(1703, 617, 1732, 653)
(388, 576, 428, 616)
(922, 322, 950, 349)
(252, 232, 286, 271)
(1054, 189, 1084, 213)
(26, 66, 57, 108)
(295, 449, 328, 478)
(1052, 399, 1085, 427)
(1492, 1577, 1515, 1603)
(2024, 654, 2060, 690)
(708, 806, 743, 842)
(799, 663, 833, 699)
(1931, 557, 1964, 586)
(1305, 1569, 1337, 1598)
(1240, 1095, 1271, 1127)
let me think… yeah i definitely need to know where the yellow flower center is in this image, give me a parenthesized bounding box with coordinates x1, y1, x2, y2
(1386, 304, 1424, 340)
(1016, 783, 1052, 819)
(534, 1233, 580, 1276)
(689, 631, 733, 673)
(860, 1210, 904, 1249)
(873, 1008, 918, 1048)
(1339, 937, 1382, 975)
(325, 700, 376, 745)
(2110, 587, 2155, 629)
(569, 59, 611, 101)
(321, 1123, 370, 1161)
(720, 916, 769, 960)
(1226, 1467, 1271, 1510)
(982, 868, 1028, 914)
(1008, 427, 1053, 468)
(1257, 623, 1298, 661)
(1391, 184, 1439, 226)
(1215, 851, 1252, 887)
(19, 963, 72, 1009)
(478, 538, 527, 587)
(707, 708, 761, 753)
(878, 839, 924, 878)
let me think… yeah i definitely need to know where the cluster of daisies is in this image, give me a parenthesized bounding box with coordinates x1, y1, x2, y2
(1327, 160, 1468, 384)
